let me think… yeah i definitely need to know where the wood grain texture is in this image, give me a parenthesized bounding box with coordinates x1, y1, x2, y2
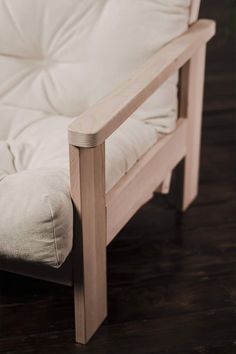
(68, 20, 215, 148)
(69, 144, 107, 344)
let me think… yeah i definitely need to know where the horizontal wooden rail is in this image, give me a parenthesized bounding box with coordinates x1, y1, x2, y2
(106, 118, 187, 244)
(68, 20, 215, 148)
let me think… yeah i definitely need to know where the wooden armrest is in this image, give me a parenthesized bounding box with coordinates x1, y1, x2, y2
(68, 19, 215, 148)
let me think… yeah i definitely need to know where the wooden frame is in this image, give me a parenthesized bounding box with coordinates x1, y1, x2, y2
(70, 144, 107, 343)
(0, 1, 215, 345)
(68, 19, 215, 344)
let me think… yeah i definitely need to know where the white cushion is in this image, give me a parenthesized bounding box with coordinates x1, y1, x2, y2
(0, 0, 191, 267)
(0, 107, 158, 267)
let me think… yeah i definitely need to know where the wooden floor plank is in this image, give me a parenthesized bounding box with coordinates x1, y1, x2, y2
(0, 307, 236, 354)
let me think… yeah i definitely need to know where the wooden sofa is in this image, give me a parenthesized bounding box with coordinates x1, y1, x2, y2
(0, 0, 215, 344)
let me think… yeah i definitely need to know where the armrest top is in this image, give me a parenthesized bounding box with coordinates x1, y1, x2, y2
(68, 19, 216, 148)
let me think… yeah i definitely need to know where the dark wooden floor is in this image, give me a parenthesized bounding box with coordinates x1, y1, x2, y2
(0, 1, 235, 353)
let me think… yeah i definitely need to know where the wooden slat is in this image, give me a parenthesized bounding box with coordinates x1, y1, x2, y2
(180, 45, 207, 210)
(106, 119, 187, 244)
(68, 20, 215, 148)
(69, 144, 107, 344)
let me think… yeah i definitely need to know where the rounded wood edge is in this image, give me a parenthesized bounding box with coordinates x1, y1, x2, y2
(68, 129, 101, 148)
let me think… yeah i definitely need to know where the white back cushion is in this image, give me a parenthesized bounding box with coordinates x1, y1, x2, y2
(0, 0, 191, 139)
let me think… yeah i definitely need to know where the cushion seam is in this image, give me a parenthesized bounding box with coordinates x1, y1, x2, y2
(0, 102, 72, 119)
(46, 196, 60, 267)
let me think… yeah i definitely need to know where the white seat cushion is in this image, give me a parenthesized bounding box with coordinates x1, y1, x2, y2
(0, 107, 158, 267)
(0, 0, 191, 267)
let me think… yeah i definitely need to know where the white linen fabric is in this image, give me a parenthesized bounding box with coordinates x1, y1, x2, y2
(0, 0, 191, 267)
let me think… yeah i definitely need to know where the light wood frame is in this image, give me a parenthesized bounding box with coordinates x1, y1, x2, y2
(68, 19, 215, 343)
(0, 1, 215, 345)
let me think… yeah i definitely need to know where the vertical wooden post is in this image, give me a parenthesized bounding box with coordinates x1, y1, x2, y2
(69, 143, 107, 344)
(179, 44, 207, 211)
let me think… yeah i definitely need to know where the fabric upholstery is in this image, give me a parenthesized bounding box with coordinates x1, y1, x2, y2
(0, 0, 191, 267)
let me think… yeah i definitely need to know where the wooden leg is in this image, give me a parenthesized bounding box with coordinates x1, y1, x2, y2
(179, 45, 207, 211)
(69, 143, 107, 344)
(160, 171, 172, 194)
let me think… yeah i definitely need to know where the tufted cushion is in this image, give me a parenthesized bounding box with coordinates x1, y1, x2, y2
(0, 0, 191, 267)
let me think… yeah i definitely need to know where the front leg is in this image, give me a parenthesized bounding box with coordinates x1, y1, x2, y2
(69, 143, 107, 344)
